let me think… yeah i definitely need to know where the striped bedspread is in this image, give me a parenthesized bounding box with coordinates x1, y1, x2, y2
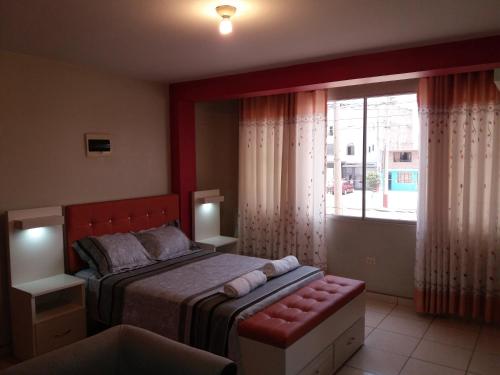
(95, 250, 323, 358)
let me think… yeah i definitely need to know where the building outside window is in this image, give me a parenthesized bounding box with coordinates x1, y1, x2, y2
(347, 143, 355, 155)
(394, 151, 412, 162)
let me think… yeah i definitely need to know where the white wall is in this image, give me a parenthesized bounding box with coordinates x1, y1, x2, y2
(0, 51, 170, 349)
(195, 100, 239, 237)
(327, 217, 416, 297)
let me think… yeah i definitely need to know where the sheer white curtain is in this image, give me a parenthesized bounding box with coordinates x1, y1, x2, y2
(415, 71, 500, 323)
(238, 90, 327, 269)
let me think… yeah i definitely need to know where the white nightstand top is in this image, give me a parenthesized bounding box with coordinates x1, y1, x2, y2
(197, 235, 238, 248)
(12, 274, 84, 296)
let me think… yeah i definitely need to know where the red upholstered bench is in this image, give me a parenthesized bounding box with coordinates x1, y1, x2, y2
(237, 275, 366, 375)
(239, 275, 365, 348)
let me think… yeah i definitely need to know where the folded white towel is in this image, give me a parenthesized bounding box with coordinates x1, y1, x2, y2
(223, 270, 267, 298)
(263, 255, 300, 278)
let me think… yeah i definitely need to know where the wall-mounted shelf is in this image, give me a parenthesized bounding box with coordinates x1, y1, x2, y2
(196, 235, 237, 248)
(14, 215, 65, 230)
(199, 195, 224, 204)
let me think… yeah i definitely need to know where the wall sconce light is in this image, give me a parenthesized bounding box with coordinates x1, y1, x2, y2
(14, 215, 65, 230)
(216, 5, 236, 35)
(199, 195, 225, 204)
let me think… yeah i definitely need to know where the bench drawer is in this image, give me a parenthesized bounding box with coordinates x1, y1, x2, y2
(333, 317, 364, 372)
(297, 344, 333, 375)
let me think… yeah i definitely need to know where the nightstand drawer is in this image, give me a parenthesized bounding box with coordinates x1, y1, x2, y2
(35, 308, 86, 355)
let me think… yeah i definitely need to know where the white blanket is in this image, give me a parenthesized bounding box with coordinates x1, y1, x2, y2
(263, 255, 300, 278)
(223, 270, 267, 298)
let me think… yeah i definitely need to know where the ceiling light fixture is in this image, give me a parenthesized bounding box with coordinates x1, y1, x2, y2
(216, 5, 236, 35)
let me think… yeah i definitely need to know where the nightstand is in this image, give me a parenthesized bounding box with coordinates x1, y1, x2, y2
(196, 235, 238, 253)
(10, 274, 86, 360)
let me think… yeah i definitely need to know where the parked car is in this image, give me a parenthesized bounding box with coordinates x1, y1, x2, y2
(341, 179, 354, 194)
(327, 179, 354, 195)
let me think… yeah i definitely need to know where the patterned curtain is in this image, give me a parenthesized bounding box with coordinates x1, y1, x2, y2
(238, 90, 327, 269)
(415, 71, 500, 323)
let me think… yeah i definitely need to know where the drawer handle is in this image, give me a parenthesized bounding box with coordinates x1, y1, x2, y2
(54, 329, 72, 338)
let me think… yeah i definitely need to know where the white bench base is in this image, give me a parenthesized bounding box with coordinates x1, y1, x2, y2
(239, 291, 365, 375)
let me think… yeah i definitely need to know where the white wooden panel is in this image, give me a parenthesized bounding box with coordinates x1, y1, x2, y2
(7, 206, 64, 286)
(239, 338, 286, 375)
(192, 189, 221, 241)
(297, 344, 333, 375)
(333, 317, 365, 372)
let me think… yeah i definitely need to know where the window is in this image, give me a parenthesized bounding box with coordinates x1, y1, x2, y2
(397, 172, 413, 183)
(394, 151, 412, 162)
(326, 99, 363, 217)
(347, 144, 355, 155)
(326, 93, 419, 221)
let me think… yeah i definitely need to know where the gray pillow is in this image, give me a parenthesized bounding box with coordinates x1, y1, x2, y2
(134, 226, 192, 261)
(91, 233, 153, 273)
(75, 237, 111, 276)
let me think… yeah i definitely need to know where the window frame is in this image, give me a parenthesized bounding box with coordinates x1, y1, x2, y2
(327, 90, 419, 224)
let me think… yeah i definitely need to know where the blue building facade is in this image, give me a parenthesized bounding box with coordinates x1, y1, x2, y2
(388, 169, 418, 191)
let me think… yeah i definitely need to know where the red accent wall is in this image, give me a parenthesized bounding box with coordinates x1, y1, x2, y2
(170, 35, 500, 236)
(170, 97, 196, 235)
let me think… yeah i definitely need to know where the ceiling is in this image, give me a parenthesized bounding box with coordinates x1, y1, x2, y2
(1, 0, 500, 83)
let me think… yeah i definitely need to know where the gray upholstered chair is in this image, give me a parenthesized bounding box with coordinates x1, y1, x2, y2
(4, 324, 237, 375)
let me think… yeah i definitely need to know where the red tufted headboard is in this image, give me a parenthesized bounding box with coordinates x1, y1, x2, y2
(65, 194, 180, 274)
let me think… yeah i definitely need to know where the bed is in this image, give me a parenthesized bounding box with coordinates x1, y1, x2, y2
(65, 194, 365, 374)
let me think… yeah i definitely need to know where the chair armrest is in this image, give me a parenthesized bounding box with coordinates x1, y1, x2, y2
(117, 325, 236, 375)
(3, 326, 121, 375)
(4, 325, 236, 375)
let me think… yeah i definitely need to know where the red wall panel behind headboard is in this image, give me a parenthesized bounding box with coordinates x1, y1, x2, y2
(170, 35, 500, 237)
(65, 194, 179, 274)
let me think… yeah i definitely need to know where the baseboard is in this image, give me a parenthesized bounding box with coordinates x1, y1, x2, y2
(366, 291, 414, 307)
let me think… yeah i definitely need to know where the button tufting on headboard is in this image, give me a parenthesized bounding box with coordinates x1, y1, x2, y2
(65, 194, 180, 274)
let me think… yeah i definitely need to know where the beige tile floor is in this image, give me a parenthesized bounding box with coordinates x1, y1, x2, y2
(1, 293, 499, 374)
(337, 293, 500, 375)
